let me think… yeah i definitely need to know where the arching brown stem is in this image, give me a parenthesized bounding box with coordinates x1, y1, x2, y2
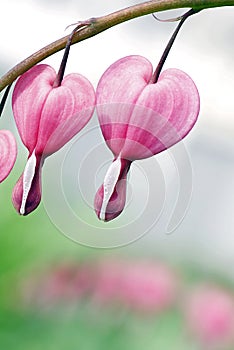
(0, 0, 234, 92)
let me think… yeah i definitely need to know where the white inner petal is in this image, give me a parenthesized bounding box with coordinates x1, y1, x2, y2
(100, 157, 122, 221)
(20, 150, 37, 215)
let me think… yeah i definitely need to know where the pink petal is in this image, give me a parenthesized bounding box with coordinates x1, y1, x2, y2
(0, 130, 17, 182)
(35, 86, 75, 154)
(12, 64, 55, 153)
(97, 55, 152, 105)
(132, 68, 200, 155)
(13, 66, 95, 156)
(94, 158, 131, 221)
(96, 55, 152, 156)
(96, 56, 200, 160)
(38, 73, 96, 155)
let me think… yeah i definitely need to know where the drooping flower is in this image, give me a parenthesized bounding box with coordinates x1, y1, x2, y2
(0, 129, 17, 182)
(94, 55, 200, 221)
(12, 64, 95, 215)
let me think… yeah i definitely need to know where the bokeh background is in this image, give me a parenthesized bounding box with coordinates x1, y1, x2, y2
(1, 1, 234, 349)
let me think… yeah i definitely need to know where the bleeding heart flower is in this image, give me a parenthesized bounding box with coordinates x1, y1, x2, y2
(94, 55, 200, 221)
(0, 129, 17, 182)
(12, 64, 95, 215)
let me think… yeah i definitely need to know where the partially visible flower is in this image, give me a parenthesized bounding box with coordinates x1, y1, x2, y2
(184, 284, 234, 348)
(0, 130, 17, 182)
(94, 55, 200, 221)
(12, 64, 95, 215)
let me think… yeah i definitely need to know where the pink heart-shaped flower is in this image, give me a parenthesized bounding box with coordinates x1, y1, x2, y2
(94, 55, 200, 221)
(12, 64, 95, 215)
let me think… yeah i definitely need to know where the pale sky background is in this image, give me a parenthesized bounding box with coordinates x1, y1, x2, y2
(1, 1, 234, 276)
(1, 1, 234, 133)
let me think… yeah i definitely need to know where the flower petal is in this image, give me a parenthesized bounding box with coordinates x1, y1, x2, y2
(97, 55, 152, 106)
(96, 55, 152, 156)
(38, 73, 95, 155)
(12, 64, 55, 153)
(96, 57, 199, 160)
(132, 68, 200, 153)
(0, 130, 17, 182)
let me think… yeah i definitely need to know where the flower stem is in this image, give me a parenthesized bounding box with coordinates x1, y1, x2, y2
(0, 84, 12, 118)
(53, 21, 92, 87)
(151, 9, 200, 83)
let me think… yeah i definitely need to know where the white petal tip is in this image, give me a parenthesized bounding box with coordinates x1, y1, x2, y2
(20, 150, 37, 215)
(19, 208, 25, 215)
(99, 157, 122, 221)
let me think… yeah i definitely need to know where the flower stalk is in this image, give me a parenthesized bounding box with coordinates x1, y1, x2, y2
(0, 84, 12, 117)
(151, 9, 200, 83)
(53, 21, 91, 88)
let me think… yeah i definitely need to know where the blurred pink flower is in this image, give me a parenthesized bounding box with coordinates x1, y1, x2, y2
(91, 260, 126, 304)
(22, 262, 94, 307)
(93, 259, 178, 313)
(21, 259, 178, 314)
(184, 284, 234, 348)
